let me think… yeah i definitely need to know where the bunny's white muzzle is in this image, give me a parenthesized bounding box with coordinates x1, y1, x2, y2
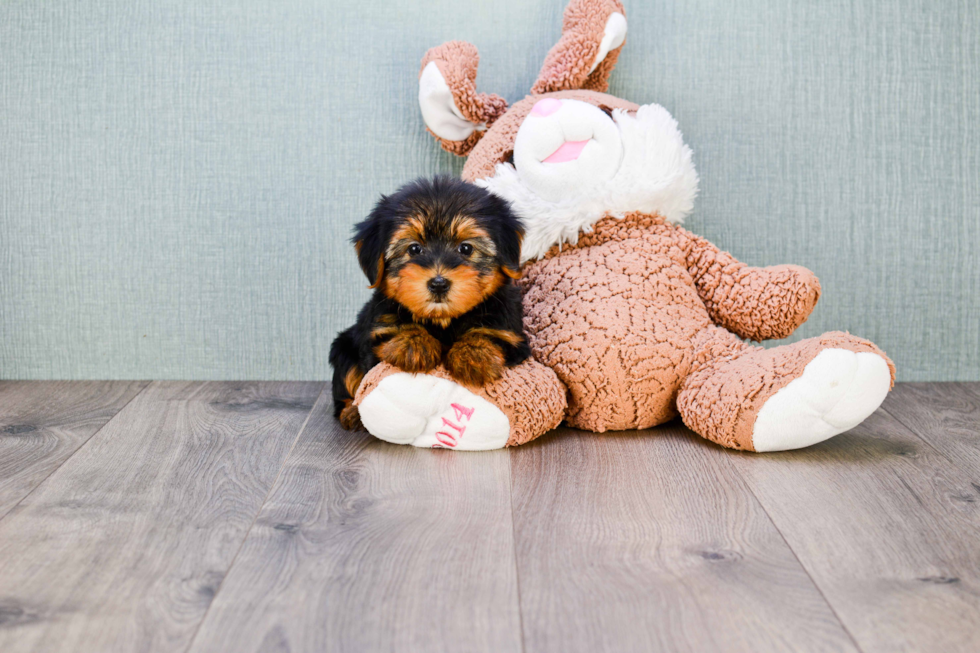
(513, 99, 624, 203)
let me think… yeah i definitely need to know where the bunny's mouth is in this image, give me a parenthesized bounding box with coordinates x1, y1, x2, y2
(542, 139, 591, 164)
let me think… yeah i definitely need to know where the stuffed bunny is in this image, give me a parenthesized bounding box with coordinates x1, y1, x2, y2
(353, 0, 895, 452)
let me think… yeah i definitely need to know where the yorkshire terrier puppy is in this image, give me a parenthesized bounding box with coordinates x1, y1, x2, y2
(329, 176, 531, 430)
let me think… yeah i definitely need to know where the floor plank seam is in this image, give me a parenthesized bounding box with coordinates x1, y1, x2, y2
(880, 402, 970, 473)
(507, 451, 528, 653)
(0, 379, 152, 524)
(181, 383, 328, 653)
(718, 454, 867, 653)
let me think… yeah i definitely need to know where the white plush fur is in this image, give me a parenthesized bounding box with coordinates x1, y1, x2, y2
(478, 103, 699, 263)
(512, 100, 624, 204)
(589, 12, 627, 73)
(358, 373, 511, 450)
(752, 349, 892, 452)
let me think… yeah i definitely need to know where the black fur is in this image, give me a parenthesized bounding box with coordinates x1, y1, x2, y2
(330, 176, 530, 421)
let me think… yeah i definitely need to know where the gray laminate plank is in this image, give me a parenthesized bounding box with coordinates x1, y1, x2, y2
(0, 380, 149, 520)
(510, 425, 858, 653)
(882, 382, 980, 477)
(720, 406, 980, 653)
(187, 394, 522, 653)
(0, 381, 323, 653)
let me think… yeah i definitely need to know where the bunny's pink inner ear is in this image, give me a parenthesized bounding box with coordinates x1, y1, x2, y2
(531, 0, 627, 95)
(418, 41, 509, 156)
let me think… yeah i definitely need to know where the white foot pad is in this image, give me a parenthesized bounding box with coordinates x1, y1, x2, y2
(358, 373, 510, 451)
(752, 349, 891, 452)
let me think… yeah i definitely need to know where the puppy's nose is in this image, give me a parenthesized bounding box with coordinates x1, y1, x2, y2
(427, 276, 451, 294)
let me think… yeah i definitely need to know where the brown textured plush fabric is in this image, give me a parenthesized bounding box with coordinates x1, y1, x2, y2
(531, 0, 626, 95)
(517, 211, 892, 439)
(520, 213, 710, 431)
(517, 210, 897, 444)
(354, 359, 567, 447)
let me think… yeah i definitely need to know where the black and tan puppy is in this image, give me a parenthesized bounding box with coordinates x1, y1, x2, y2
(329, 176, 531, 430)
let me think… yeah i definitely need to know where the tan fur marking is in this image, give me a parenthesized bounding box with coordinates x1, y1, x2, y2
(355, 239, 385, 290)
(368, 257, 384, 289)
(374, 324, 442, 373)
(468, 327, 524, 347)
(384, 263, 440, 318)
(344, 366, 365, 399)
(370, 325, 400, 339)
(339, 401, 363, 431)
(446, 332, 506, 387)
(451, 215, 489, 242)
(450, 216, 498, 259)
(387, 219, 427, 259)
(385, 262, 505, 321)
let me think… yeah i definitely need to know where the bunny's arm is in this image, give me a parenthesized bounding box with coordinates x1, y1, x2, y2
(673, 227, 821, 341)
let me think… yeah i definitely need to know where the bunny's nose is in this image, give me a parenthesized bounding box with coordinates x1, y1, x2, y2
(530, 98, 562, 117)
(427, 276, 451, 295)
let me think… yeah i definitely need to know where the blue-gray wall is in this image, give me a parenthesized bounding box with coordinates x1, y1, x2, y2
(1, 0, 977, 380)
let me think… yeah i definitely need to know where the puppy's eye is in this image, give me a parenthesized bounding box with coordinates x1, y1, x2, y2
(457, 243, 473, 256)
(407, 244, 422, 256)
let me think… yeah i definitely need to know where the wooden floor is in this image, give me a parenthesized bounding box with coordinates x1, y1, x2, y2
(0, 381, 978, 652)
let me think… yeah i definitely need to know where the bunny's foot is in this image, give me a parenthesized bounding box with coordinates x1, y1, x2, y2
(678, 329, 895, 452)
(354, 360, 566, 450)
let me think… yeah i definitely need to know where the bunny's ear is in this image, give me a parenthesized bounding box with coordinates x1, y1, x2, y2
(419, 41, 509, 156)
(531, 0, 627, 95)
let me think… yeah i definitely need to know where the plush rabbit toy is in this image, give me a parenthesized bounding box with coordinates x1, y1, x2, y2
(353, 0, 895, 451)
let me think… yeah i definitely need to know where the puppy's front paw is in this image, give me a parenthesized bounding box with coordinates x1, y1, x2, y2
(376, 325, 442, 374)
(446, 334, 504, 387)
(339, 402, 364, 431)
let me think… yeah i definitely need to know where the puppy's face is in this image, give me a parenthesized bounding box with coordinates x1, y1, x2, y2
(382, 213, 512, 321)
(353, 178, 523, 325)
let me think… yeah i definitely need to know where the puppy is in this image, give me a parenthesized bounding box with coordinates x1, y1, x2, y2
(329, 176, 531, 430)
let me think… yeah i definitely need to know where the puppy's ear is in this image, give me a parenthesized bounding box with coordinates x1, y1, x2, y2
(485, 194, 524, 279)
(502, 230, 524, 279)
(352, 199, 395, 289)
